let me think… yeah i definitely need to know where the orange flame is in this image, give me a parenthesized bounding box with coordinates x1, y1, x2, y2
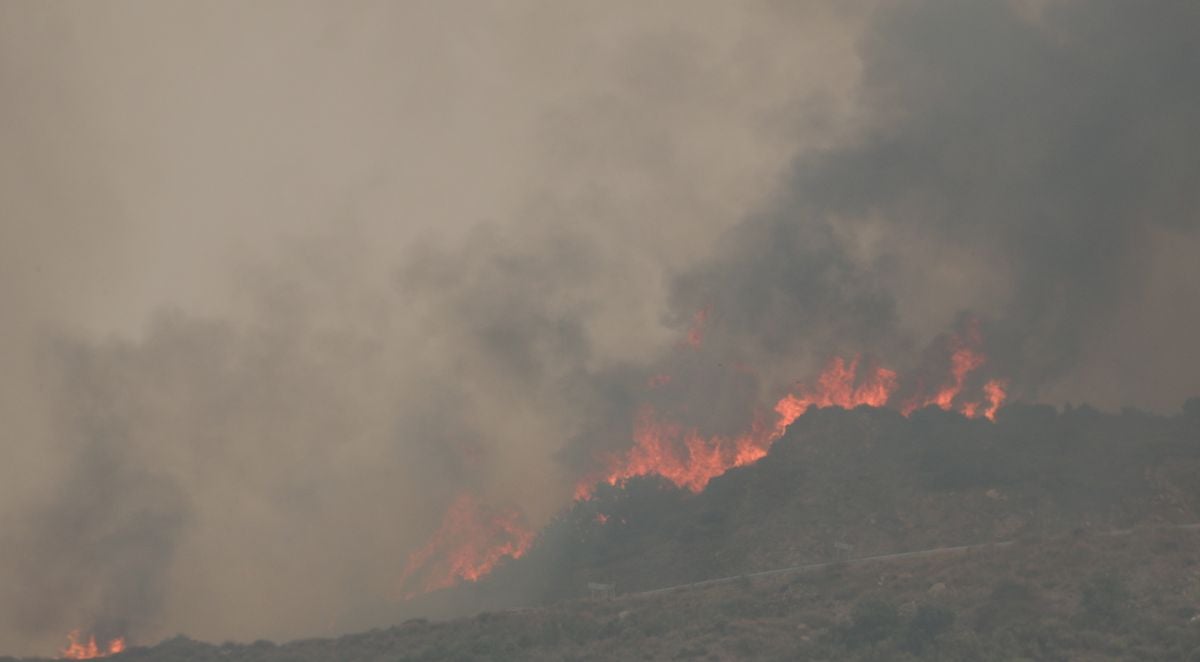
(405, 321, 1009, 596)
(576, 333, 1009, 499)
(901, 322, 992, 415)
(576, 356, 902, 499)
(397, 494, 534, 598)
(774, 357, 898, 435)
(981, 379, 1007, 420)
(60, 631, 125, 659)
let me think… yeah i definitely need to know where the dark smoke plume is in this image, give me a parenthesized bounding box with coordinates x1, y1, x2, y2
(669, 0, 1200, 408)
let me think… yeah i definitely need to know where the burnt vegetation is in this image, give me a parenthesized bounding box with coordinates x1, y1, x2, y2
(14, 402, 1200, 661)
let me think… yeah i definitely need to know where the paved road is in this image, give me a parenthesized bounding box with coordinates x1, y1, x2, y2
(625, 522, 1200, 600)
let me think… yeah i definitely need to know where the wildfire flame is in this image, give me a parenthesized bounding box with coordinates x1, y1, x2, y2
(575, 356, 906, 499)
(576, 323, 1008, 499)
(397, 493, 534, 598)
(773, 356, 898, 436)
(901, 320, 997, 416)
(60, 631, 125, 659)
(402, 317, 1009, 597)
(982, 378, 1008, 419)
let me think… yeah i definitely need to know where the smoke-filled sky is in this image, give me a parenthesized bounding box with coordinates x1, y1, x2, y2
(1, 0, 1198, 655)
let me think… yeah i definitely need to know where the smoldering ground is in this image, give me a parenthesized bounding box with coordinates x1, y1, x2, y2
(1, 0, 1198, 656)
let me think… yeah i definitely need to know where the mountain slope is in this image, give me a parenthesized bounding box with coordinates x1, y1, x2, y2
(18, 525, 1200, 661)
(13, 401, 1200, 660)
(483, 403, 1200, 605)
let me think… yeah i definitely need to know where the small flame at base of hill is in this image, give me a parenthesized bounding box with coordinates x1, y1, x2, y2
(60, 631, 125, 659)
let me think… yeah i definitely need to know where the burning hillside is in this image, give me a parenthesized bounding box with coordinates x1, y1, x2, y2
(4, 1, 1199, 657)
(402, 319, 1010, 597)
(13, 402, 1200, 662)
(488, 401, 1200, 607)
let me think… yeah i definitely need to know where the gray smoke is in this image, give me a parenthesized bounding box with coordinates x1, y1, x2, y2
(669, 0, 1200, 408)
(1, 0, 1198, 657)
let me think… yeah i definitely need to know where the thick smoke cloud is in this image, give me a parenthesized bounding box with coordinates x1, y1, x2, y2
(9, 351, 191, 645)
(0, 1, 861, 655)
(670, 0, 1200, 408)
(1, 0, 1198, 657)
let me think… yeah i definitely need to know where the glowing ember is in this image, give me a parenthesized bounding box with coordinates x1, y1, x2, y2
(683, 307, 709, 349)
(646, 373, 672, 388)
(397, 493, 534, 598)
(60, 631, 125, 659)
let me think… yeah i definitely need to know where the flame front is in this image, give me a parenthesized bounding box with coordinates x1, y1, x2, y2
(773, 357, 898, 435)
(576, 321, 1008, 499)
(982, 378, 1008, 420)
(403, 319, 1009, 596)
(60, 631, 125, 659)
(576, 356, 904, 499)
(397, 493, 534, 598)
(901, 319, 1000, 418)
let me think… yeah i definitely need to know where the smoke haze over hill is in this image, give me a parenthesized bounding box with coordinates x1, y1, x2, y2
(1, 0, 1198, 656)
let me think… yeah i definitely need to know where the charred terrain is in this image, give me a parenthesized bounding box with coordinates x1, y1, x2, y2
(16, 402, 1200, 661)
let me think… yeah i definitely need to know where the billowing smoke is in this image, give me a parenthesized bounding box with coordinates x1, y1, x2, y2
(669, 0, 1200, 409)
(1, 0, 1198, 656)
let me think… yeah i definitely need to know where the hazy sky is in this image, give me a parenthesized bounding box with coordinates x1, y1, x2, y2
(1, 0, 1197, 656)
